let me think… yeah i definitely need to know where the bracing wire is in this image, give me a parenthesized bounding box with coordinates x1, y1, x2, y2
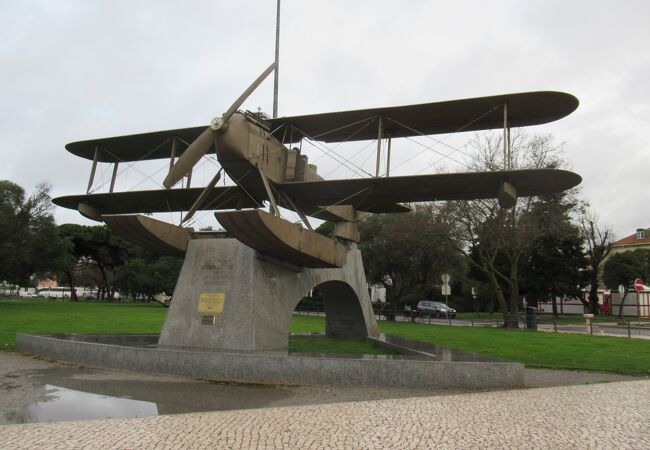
(385, 104, 502, 174)
(414, 129, 492, 175)
(301, 138, 373, 178)
(311, 117, 377, 163)
(323, 139, 378, 179)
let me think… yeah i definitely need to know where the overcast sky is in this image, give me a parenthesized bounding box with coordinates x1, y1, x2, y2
(1, 0, 648, 238)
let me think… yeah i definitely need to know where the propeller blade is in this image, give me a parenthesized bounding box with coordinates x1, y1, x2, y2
(163, 62, 276, 189)
(221, 62, 276, 123)
(163, 127, 214, 188)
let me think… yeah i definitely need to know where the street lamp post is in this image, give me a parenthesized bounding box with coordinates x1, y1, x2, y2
(472, 287, 479, 318)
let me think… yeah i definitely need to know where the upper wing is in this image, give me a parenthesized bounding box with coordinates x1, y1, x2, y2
(52, 186, 260, 217)
(65, 125, 207, 163)
(64, 91, 577, 162)
(280, 169, 582, 213)
(269, 91, 578, 143)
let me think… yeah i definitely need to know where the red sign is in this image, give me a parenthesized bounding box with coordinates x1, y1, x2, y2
(634, 278, 644, 292)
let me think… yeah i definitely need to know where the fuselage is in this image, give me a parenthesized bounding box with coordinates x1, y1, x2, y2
(215, 112, 321, 200)
(215, 112, 361, 241)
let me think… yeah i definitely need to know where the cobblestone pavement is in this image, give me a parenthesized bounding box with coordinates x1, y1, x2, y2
(1, 380, 649, 449)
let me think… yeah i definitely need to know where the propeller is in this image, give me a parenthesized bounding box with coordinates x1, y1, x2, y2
(163, 62, 277, 189)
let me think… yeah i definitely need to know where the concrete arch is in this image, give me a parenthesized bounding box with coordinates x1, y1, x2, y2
(316, 280, 369, 340)
(159, 237, 379, 353)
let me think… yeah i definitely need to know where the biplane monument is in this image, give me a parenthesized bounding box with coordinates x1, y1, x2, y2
(53, 63, 581, 353)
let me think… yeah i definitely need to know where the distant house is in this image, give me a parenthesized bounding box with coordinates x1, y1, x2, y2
(37, 278, 59, 289)
(610, 227, 650, 255)
(602, 227, 650, 317)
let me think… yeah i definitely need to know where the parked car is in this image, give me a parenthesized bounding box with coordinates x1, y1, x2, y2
(416, 301, 456, 318)
(84, 292, 97, 300)
(18, 291, 38, 298)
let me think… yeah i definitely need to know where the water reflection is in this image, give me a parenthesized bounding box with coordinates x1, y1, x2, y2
(20, 385, 158, 423)
(2, 367, 298, 425)
(375, 334, 508, 362)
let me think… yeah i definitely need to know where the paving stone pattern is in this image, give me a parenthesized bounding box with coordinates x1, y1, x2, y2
(1, 380, 649, 449)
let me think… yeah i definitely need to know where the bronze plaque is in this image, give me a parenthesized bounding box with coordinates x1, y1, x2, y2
(197, 292, 225, 314)
(201, 315, 216, 325)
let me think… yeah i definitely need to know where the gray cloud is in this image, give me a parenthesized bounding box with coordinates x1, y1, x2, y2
(1, 0, 648, 236)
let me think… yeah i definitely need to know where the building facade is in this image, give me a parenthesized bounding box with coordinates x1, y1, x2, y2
(610, 227, 650, 255)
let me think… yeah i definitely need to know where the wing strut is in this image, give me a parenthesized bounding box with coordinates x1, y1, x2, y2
(386, 137, 392, 176)
(257, 165, 280, 217)
(109, 162, 119, 193)
(87, 146, 99, 194)
(182, 168, 223, 223)
(279, 190, 313, 231)
(503, 103, 511, 170)
(375, 115, 384, 177)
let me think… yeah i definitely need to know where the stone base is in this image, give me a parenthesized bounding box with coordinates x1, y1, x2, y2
(15, 333, 526, 389)
(158, 237, 379, 352)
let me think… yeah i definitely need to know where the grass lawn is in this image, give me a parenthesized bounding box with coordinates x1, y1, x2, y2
(0, 298, 167, 350)
(291, 315, 650, 375)
(0, 298, 388, 356)
(3, 298, 650, 375)
(378, 320, 650, 375)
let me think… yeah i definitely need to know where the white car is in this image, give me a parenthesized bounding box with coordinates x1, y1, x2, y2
(18, 291, 38, 298)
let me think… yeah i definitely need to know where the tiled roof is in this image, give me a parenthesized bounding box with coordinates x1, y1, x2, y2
(611, 228, 650, 247)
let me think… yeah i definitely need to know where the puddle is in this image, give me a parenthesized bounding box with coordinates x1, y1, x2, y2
(1, 365, 298, 425)
(19, 385, 158, 423)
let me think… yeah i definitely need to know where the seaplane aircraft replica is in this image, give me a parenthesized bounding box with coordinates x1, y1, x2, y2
(54, 63, 581, 268)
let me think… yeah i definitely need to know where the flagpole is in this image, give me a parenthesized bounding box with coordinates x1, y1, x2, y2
(273, 0, 281, 118)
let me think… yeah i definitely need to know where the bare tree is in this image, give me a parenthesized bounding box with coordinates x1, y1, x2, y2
(446, 131, 570, 327)
(581, 212, 614, 315)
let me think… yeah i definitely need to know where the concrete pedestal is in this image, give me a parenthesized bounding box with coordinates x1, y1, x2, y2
(158, 237, 379, 352)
